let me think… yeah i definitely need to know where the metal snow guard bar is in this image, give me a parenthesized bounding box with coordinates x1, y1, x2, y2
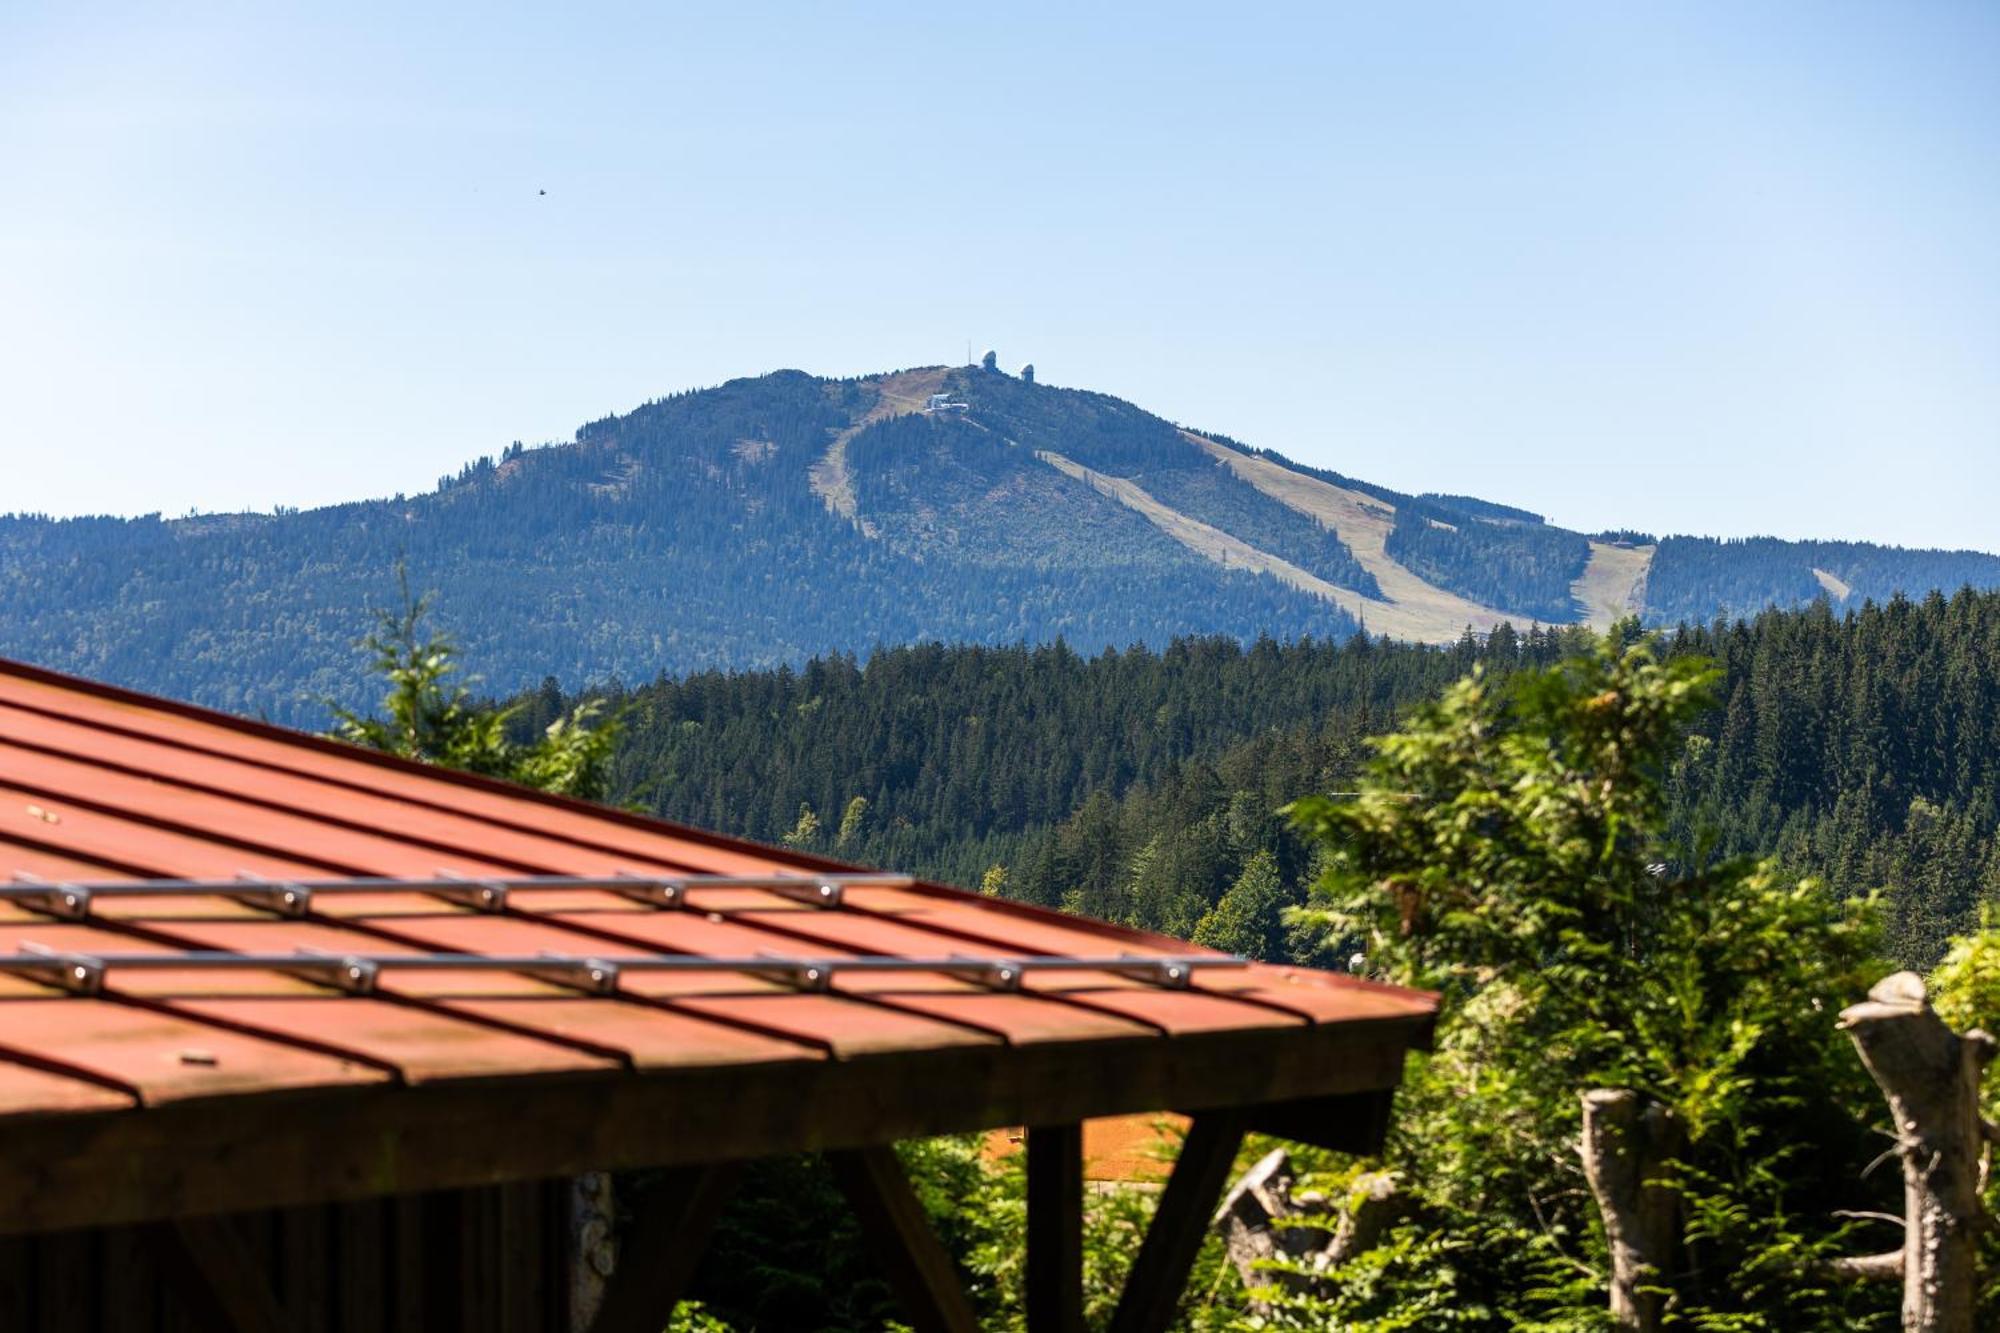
(0, 873, 919, 920)
(0, 949, 1247, 996)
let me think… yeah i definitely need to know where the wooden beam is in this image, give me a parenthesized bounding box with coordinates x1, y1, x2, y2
(0, 1018, 1421, 1235)
(828, 1146, 979, 1333)
(1106, 1110, 1250, 1333)
(1025, 1123, 1085, 1333)
(1244, 1089, 1395, 1154)
(587, 1163, 742, 1333)
(146, 1214, 294, 1333)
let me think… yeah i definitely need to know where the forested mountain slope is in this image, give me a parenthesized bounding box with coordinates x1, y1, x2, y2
(570, 590, 2000, 968)
(6, 360, 1997, 722)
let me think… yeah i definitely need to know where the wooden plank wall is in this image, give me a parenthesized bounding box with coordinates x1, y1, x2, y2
(0, 1181, 574, 1332)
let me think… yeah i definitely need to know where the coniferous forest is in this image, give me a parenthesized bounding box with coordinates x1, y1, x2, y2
(519, 588, 2000, 970)
(8, 365, 1999, 725)
(482, 589, 2000, 1330)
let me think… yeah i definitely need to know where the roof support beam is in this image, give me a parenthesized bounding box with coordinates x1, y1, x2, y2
(0, 1020, 1418, 1236)
(1245, 1089, 1396, 1154)
(145, 1215, 294, 1333)
(1107, 1109, 1251, 1333)
(586, 1163, 742, 1333)
(828, 1146, 979, 1333)
(1025, 1123, 1085, 1333)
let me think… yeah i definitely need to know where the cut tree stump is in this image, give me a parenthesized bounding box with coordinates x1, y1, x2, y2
(1837, 971, 1996, 1333)
(1578, 1088, 1683, 1333)
(1209, 1149, 1397, 1310)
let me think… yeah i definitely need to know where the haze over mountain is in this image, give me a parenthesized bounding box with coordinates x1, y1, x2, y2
(5, 360, 1997, 724)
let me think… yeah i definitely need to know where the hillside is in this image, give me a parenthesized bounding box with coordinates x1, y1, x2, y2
(5, 361, 1998, 722)
(579, 590, 2000, 968)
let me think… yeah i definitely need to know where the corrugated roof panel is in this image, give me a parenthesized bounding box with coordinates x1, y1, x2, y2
(848, 989, 1161, 1045)
(0, 746, 533, 880)
(435, 998, 827, 1070)
(0, 1059, 136, 1115)
(0, 655, 1438, 1129)
(669, 992, 1007, 1058)
(162, 996, 623, 1082)
(0, 996, 392, 1104)
(0, 781, 350, 880)
(0, 706, 690, 876)
(1019, 972, 1311, 1035)
(0, 667, 804, 877)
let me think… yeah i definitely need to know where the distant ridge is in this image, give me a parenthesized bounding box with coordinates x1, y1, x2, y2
(5, 361, 1997, 723)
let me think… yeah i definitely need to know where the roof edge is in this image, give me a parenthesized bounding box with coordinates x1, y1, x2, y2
(0, 654, 867, 876)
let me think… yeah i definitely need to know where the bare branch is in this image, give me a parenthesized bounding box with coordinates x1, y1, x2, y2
(1825, 1251, 1903, 1284)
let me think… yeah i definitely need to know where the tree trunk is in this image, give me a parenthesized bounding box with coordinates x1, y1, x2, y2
(570, 1171, 616, 1331)
(1211, 1149, 1329, 1303)
(1326, 1171, 1400, 1267)
(1579, 1088, 1683, 1332)
(1838, 971, 1995, 1333)
(1210, 1150, 1400, 1306)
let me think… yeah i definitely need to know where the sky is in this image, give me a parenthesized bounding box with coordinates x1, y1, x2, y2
(3, 2, 1997, 550)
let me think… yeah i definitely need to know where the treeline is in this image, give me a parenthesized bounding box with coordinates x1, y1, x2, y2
(1647, 533, 2000, 624)
(12, 360, 1998, 730)
(1192, 428, 1594, 622)
(568, 590, 2000, 967)
(0, 370, 1354, 723)
(1383, 499, 1589, 623)
(1668, 590, 2000, 962)
(575, 627, 1576, 883)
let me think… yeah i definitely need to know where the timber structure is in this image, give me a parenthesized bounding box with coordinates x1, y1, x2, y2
(0, 656, 1436, 1331)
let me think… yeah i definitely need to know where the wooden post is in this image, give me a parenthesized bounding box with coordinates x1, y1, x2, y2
(1026, 1123, 1085, 1333)
(827, 1147, 979, 1333)
(1107, 1110, 1249, 1333)
(587, 1163, 741, 1333)
(569, 1173, 616, 1332)
(1837, 971, 1996, 1333)
(1578, 1089, 1683, 1332)
(146, 1214, 294, 1333)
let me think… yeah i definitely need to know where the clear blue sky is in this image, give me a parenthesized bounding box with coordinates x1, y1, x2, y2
(4, 2, 1996, 549)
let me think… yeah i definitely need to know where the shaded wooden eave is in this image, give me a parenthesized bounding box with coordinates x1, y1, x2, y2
(0, 1007, 1431, 1237)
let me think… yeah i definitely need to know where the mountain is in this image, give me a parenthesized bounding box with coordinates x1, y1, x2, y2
(5, 362, 1998, 723)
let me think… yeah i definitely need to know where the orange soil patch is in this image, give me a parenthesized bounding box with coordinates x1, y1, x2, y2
(984, 1112, 1190, 1182)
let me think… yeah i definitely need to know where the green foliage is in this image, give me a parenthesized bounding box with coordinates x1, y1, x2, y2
(780, 802, 820, 847)
(684, 1133, 1225, 1332)
(328, 581, 620, 799)
(603, 629, 1570, 899)
(1929, 916, 2000, 1323)
(1276, 629, 1891, 1330)
(663, 1303, 732, 1333)
(1933, 911, 2000, 1035)
(1667, 590, 2000, 963)
(1647, 536, 2000, 626)
(1235, 1224, 1498, 1331)
(1191, 850, 1289, 961)
(0, 368, 1371, 723)
(497, 590, 2000, 972)
(18, 367, 1994, 728)
(836, 795, 870, 848)
(1383, 500, 1589, 623)
(1140, 465, 1382, 598)
(1286, 634, 1720, 996)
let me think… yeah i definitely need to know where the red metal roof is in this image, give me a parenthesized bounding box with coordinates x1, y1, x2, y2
(0, 656, 1435, 1120)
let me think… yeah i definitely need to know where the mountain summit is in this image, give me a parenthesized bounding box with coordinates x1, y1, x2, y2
(6, 362, 1997, 722)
